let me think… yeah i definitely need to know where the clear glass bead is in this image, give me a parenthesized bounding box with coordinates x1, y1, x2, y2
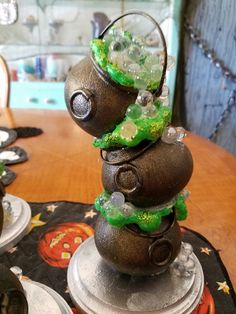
(144, 54, 160, 69)
(184, 257, 195, 270)
(103, 34, 113, 46)
(161, 97, 169, 107)
(128, 45, 142, 61)
(110, 39, 126, 52)
(127, 63, 141, 78)
(121, 203, 135, 216)
(150, 64, 162, 81)
(126, 104, 142, 119)
(120, 121, 138, 140)
(176, 127, 186, 142)
(142, 104, 157, 117)
(181, 188, 190, 200)
(178, 252, 188, 263)
(161, 127, 178, 144)
(110, 192, 125, 208)
(132, 35, 146, 48)
(108, 51, 120, 64)
(108, 27, 122, 37)
(182, 242, 193, 256)
(136, 90, 153, 106)
(134, 76, 148, 90)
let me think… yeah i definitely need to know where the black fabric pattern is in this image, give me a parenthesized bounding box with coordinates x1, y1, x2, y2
(0, 201, 235, 313)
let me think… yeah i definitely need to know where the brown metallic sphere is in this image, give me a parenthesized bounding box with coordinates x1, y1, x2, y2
(102, 140, 193, 207)
(0, 264, 28, 313)
(64, 56, 137, 138)
(95, 211, 182, 276)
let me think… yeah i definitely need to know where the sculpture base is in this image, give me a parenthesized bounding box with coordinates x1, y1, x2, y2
(0, 194, 31, 254)
(68, 236, 204, 314)
(22, 280, 72, 314)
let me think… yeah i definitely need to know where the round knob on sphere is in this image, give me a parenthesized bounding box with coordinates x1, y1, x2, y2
(70, 89, 95, 121)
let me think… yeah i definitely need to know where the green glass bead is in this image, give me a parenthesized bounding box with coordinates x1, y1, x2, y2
(126, 104, 142, 119)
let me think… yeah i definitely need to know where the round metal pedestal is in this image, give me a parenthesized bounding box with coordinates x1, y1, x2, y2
(68, 236, 204, 314)
(22, 280, 72, 314)
(0, 194, 31, 254)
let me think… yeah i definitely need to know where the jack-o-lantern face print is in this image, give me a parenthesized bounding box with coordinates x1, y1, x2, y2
(38, 222, 94, 268)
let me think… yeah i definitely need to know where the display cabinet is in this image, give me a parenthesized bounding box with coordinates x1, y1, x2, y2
(0, 0, 183, 110)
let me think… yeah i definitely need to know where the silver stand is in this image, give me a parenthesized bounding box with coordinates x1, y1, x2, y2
(68, 236, 204, 314)
(0, 194, 31, 254)
(21, 280, 72, 314)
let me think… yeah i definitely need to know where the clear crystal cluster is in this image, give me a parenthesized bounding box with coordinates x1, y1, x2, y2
(104, 28, 163, 90)
(2, 200, 13, 226)
(171, 242, 195, 277)
(119, 90, 158, 140)
(103, 192, 135, 217)
(161, 126, 186, 144)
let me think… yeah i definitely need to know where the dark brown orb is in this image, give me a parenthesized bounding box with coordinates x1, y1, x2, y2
(95, 211, 182, 276)
(64, 56, 137, 138)
(102, 140, 193, 207)
(0, 264, 28, 313)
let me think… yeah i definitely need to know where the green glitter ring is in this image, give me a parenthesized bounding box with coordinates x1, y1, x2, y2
(94, 191, 188, 233)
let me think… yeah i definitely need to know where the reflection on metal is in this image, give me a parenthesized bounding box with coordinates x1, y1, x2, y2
(0, 0, 18, 25)
(22, 280, 73, 314)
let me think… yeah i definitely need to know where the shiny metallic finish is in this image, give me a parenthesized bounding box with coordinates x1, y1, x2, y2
(95, 212, 181, 276)
(68, 236, 204, 314)
(0, 194, 31, 254)
(64, 56, 137, 138)
(0, 263, 28, 314)
(22, 280, 72, 314)
(70, 89, 95, 121)
(102, 140, 193, 207)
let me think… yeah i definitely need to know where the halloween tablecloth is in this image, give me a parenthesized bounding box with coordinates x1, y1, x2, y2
(0, 201, 235, 313)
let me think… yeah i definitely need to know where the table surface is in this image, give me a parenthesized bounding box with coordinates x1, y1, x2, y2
(1, 108, 236, 289)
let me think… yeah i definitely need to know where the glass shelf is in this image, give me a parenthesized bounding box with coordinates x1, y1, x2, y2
(0, 44, 89, 61)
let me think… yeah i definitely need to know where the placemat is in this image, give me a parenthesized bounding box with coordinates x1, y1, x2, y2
(0, 201, 235, 314)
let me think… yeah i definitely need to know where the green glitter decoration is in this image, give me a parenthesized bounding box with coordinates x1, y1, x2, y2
(95, 191, 188, 233)
(93, 102, 171, 148)
(175, 195, 188, 220)
(90, 39, 108, 69)
(0, 162, 4, 177)
(90, 37, 161, 92)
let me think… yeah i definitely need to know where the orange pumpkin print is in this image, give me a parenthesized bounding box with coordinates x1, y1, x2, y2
(38, 222, 94, 268)
(191, 285, 215, 314)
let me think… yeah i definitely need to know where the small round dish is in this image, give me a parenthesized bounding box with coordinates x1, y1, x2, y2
(0, 127, 17, 148)
(0, 146, 28, 165)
